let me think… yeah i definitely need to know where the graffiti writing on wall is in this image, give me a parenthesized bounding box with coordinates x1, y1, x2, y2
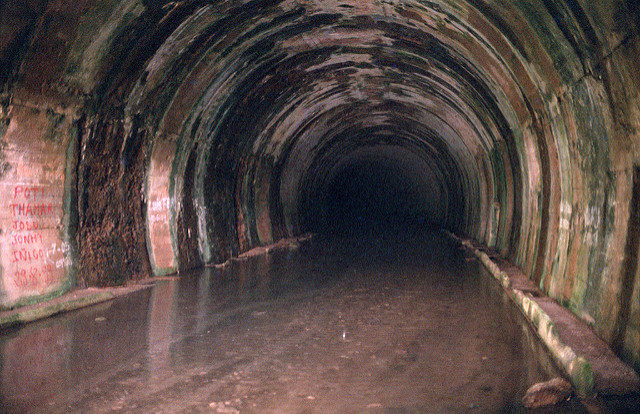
(2, 184, 66, 296)
(148, 197, 170, 224)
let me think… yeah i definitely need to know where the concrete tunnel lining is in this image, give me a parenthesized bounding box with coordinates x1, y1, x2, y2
(150, 6, 525, 270)
(0, 0, 639, 372)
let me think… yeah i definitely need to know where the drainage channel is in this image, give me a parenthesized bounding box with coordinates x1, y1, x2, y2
(0, 230, 583, 412)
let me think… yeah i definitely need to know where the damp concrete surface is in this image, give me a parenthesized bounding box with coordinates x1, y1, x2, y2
(0, 228, 585, 412)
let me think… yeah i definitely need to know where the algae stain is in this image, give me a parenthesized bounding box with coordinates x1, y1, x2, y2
(0, 117, 12, 179)
(43, 109, 66, 144)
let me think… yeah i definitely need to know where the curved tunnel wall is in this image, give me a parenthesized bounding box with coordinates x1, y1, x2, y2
(0, 0, 639, 369)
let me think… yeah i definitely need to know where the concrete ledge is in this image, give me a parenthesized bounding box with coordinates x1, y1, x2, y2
(0, 286, 149, 330)
(209, 233, 315, 269)
(446, 231, 640, 397)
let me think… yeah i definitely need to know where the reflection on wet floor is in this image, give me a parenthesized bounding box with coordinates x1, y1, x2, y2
(1, 229, 578, 412)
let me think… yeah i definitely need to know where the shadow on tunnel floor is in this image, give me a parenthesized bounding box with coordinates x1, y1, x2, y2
(311, 214, 453, 265)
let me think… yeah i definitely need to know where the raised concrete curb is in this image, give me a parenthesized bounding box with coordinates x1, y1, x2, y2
(0, 286, 149, 329)
(446, 231, 639, 397)
(209, 233, 315, 269)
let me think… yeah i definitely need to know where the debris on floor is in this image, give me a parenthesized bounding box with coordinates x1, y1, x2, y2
(522, 377, 572, 408)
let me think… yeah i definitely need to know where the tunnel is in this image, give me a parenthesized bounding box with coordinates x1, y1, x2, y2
(1, 0, 640, 410)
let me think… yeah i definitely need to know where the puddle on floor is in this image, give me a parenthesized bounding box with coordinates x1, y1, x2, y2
(0, 230, 584, 412)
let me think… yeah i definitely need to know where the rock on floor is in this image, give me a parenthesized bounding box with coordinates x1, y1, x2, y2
(523, 377, 572, 408)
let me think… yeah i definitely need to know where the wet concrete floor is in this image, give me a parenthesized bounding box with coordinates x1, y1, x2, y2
(1, 229, 580, 412)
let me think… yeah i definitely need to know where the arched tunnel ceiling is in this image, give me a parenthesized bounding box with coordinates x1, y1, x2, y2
(134, 0, 530, 265)
(1, 0, 640, 370)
